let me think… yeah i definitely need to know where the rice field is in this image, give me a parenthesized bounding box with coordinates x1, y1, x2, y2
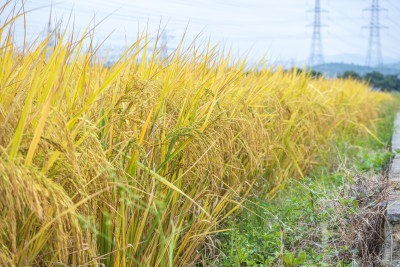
(0, 2, 393, 266)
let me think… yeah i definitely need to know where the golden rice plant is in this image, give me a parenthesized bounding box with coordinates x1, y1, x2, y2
(0, 2, 392, 266)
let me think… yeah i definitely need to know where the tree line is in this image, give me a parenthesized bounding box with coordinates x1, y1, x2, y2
(288, 68, 399, 92)
(339, 71, 400, 92)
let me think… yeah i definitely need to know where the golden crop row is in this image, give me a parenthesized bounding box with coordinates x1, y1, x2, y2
(0, 2, 392, 266)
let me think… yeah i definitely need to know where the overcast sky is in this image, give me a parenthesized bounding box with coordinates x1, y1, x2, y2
(6, 0, 400, 66)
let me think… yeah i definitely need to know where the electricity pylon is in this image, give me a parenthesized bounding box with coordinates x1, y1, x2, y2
(363, 0, 387, 66)
(308, 0, 327, 66)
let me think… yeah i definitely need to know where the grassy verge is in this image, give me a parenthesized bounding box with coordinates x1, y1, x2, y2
(214, 100, 399, 266)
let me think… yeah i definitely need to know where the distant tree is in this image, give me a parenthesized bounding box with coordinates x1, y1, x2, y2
(364, 71, 400, 91)
(309, 70, 323, 78)
(364, 71, 385, 87)
(338, 70, 400, 91)
(287, 68, 304, 76)
(339, 71, 362, 81)
(384, 75, 400, 91)
(287, 68, 323, 78)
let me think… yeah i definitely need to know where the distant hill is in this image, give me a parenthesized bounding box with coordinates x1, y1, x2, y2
(384, 62, 400, 71)
(308, 62, 400, 78)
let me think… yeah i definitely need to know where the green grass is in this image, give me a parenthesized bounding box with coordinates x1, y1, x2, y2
(214, 101, 399, 266)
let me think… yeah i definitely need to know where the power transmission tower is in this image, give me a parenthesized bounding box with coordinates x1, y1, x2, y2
(308, 0, 327, 66)
(363, 0, 387, 67)
(160, 30, 175, 59)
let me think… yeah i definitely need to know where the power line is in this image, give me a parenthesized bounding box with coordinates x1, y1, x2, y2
(385, 0, 400, 14)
